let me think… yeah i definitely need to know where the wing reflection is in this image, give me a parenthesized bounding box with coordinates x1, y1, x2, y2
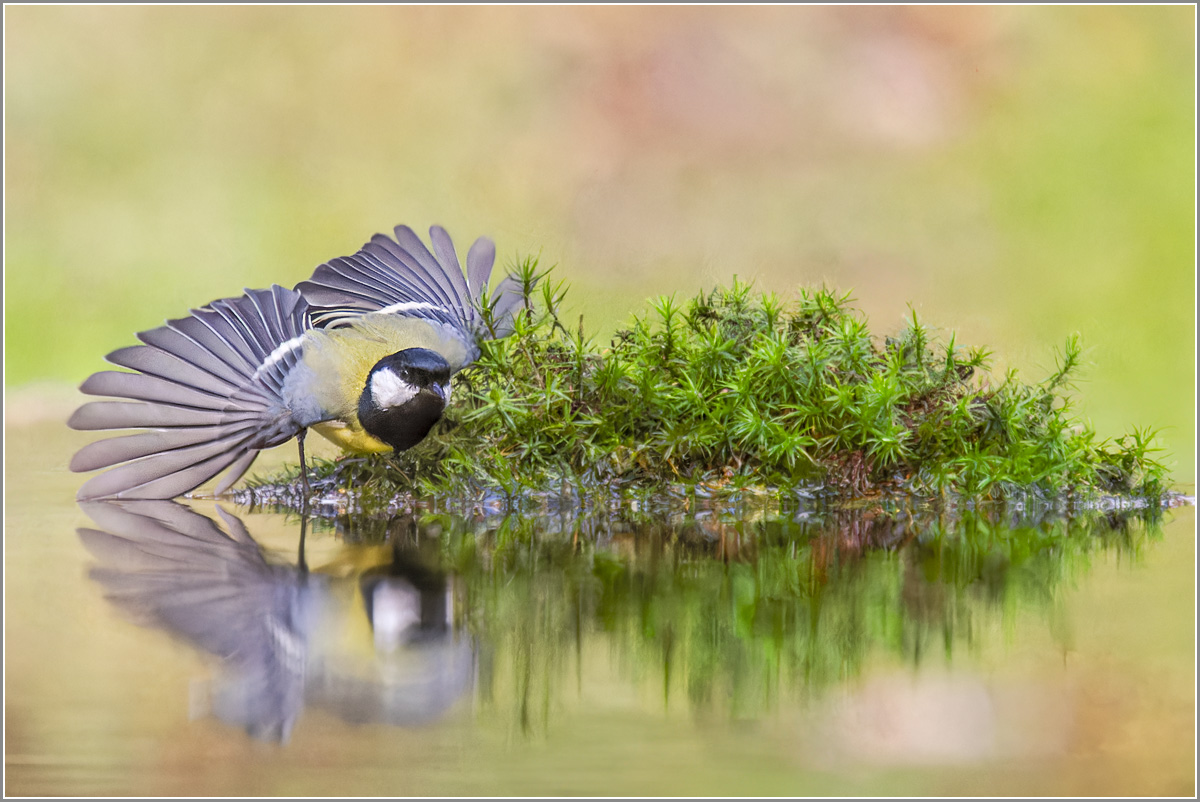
(77, 500, 473, 742)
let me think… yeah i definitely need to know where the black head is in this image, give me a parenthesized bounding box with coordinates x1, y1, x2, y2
(359, 348, 452, 452)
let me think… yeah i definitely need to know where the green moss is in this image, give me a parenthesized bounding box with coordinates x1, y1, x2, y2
(247, 259, 1173, 510)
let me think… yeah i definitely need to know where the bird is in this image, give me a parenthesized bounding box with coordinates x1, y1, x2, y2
(68, 224, 527, 501)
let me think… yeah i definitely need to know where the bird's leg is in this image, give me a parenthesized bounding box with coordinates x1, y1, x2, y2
(297, 429, 312, 513)
(297, 511, 309, 574)
(297, 430, 312, 571)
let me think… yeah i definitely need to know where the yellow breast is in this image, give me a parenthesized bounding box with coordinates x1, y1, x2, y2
(311, 420, 393, 454)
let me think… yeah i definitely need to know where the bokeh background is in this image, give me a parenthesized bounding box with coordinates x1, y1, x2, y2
(6, 5, 1195, 481)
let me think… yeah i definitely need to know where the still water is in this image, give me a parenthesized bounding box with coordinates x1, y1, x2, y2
(6, 421, 1195, 796)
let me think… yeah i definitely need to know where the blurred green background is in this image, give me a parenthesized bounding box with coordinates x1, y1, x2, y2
(5, 5, 1194, 481)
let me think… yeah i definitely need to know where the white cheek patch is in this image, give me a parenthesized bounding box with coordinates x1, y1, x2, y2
(441, 382, 452, 404)
(370, 368, 418, 409)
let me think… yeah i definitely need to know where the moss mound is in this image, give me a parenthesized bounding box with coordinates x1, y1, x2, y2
(246, 259, 1172, 511)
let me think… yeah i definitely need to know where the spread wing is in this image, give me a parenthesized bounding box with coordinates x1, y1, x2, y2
(69, 286, 311, 500)
(295, 225, 527, 353)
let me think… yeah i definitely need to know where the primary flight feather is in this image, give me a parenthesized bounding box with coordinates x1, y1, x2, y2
(69, 224, 525, 501)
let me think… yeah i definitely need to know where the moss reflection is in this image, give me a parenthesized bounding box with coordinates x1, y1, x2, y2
(79, 500, 1168, 741)
(349, 502, 1164, 729)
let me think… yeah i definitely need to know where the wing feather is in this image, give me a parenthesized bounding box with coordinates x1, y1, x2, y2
(465, 236, 496, 298)
(71, 423, 258, 472)
(76, 433, 259, 501)
(427, 225, 472, 304)
(70, 285, 312, 500)
(80, 371, 229, 409)
(295, 224, 531, 355)
(70, 401, 233, 430)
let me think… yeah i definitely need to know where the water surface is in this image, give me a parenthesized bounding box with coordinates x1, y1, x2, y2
(5, 421, 1195, 796)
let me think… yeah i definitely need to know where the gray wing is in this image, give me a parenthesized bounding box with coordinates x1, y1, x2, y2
(295, 224, 527, 343)
(69, 285, 311, 501)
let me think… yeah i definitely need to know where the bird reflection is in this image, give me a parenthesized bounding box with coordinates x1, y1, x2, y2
(76, 500, 474, 743)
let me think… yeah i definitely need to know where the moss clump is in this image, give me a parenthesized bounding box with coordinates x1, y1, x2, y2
(250, 259, 1171, 507)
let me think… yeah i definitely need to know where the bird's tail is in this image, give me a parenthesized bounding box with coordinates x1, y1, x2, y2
(69, 286, 309, 500)
(295, 224, 528, 342)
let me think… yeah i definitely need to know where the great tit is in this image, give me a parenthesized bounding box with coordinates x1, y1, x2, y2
(69, 224, 525, 501)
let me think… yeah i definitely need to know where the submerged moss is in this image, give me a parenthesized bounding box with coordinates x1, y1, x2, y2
(247, 259, 1173, 510)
